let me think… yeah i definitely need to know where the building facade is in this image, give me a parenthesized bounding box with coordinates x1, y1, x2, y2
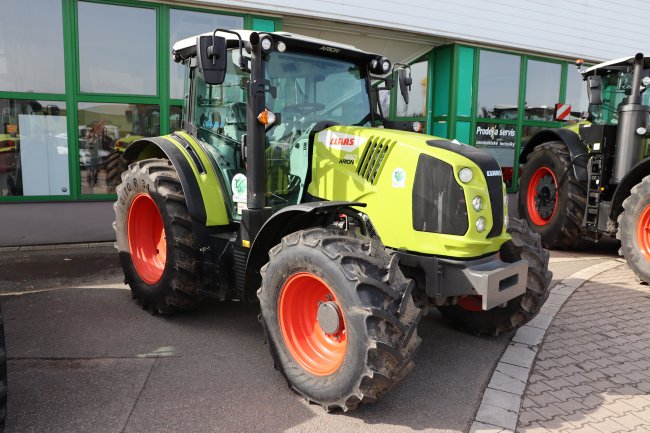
(1, 0, 647, 245)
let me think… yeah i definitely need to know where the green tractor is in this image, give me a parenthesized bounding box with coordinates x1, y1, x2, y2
(114, 29, 552, 410)
(519, 54, 650, 282)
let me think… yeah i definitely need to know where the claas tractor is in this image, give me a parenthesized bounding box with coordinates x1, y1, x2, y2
(519, 53, 650, 283)
(114, 29, 552, 411)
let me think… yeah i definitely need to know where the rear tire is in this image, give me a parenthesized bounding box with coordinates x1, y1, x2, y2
(258, 228, 422, 411)
(518, 141, 587, 249)
(114, 158, 202, 314)
(106, 150, 128, 188)
(438, 218, 552, 335)
(617, 175, 650, 283)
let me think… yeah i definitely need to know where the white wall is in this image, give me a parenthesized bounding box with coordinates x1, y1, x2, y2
(195, 0, 650, 61)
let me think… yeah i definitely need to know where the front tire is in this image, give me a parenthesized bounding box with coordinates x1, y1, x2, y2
(617, 175, 650, 283)
(438, 218, 552, 335)
(258, 228, 422, 411)
(114, 158, 202, 314)
(518, 141, 587, 249)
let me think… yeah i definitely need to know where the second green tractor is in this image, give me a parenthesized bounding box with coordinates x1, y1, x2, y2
(114, 29, 552, 411)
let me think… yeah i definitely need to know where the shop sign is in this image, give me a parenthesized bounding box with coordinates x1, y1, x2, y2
(475, 124, 516, 149)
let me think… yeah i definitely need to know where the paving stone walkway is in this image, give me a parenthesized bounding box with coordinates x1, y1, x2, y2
(518, 263, 650, 433)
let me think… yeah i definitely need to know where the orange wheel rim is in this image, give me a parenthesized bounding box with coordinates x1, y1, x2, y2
(127, 194, 167, 284)
(278, 272, 347, 376)
(636, 204, 650, 261)
(527, 166, 558, 226)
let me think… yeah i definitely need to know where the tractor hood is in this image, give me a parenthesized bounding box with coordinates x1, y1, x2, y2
(307, 126, 510, 258)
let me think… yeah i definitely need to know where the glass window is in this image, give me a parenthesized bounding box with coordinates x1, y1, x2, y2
(78, 103, 159, 195)
(565, 66, 589, 120)
(78, 2, 157, 95)
(170, 106, 183, 133)
(169, 9, 244, 99)
(0, 99, 68, 197)
(477, 51, 520, 119)
(396, 60, 428, 117)
(0, 0, 65, 93)
(524, 60, 561, 121)
(475, 122, 516, 188)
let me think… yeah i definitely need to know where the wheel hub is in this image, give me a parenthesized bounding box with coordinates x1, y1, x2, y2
(317, 301, 342, 335)
(527, 166, 558, 226)
(535, 175, 557, 219)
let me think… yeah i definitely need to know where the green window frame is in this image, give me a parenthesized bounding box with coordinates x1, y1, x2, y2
(0, 0, 280, 203)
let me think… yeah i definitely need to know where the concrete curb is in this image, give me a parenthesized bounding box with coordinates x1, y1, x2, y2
(469, 259, 626, 433)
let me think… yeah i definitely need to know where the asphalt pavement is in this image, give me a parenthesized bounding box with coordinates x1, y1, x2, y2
(0, 241, 620, 433)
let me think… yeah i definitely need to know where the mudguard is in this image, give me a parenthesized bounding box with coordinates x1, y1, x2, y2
(519, 128, 589, 182)
(122, 133, 230, 226)
(611, 155, 650, 220)
(245, 201, 366, 296)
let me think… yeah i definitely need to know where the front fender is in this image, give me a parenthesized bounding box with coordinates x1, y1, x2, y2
(245, 201, 366, 300)
(611, 156, 650, 221)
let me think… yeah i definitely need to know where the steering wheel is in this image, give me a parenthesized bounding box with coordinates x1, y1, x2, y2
(281, 103, 325, 116)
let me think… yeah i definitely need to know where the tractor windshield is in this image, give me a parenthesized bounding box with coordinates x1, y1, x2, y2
(262, 51, 371, 206)
(589, 70, 650, 124)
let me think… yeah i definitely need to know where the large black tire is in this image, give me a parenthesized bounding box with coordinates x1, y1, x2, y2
(617, 174, 650, 283)
(114, 158, 202, 314)
(0, 305, 7, 432)
(518, 141, 587, 249)
(106, 150, 128, 188)
(438, 218, 552, 335)
(258, 228, 422, 411)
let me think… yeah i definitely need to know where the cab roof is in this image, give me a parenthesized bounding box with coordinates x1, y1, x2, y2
(172, 29, 381, 64)
(582, 54, 650, 77)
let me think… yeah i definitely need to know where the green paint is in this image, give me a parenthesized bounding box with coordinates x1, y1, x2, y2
(456, 47, 474, 117)
(252, 17, 276, 32)
(433, 46, 451, 117)
(455, 121, 471, 143)
(433, 121, 448, 138)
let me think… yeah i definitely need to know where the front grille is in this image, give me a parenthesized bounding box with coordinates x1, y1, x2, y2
(412, 154, 468, 235)
(357, 137, 393, 184)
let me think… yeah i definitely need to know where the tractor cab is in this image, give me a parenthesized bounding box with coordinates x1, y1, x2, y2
(172, 30, 399, 226)
(581, 55, 650, 126)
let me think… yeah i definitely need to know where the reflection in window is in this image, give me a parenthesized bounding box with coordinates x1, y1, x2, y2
(78, 2, 156, 95)
(396, 61, 428, 117)
(565, 66, 589, 121)
(0, 99, 68, 197)
(0, 0, 65, 93)
(170, 106, 183, 133)
(169, 9, 244, 99)
(525, 60, 561, 121)
(477, 51, 520, 119)
(78, 103, 159, 194)
(474, 122, 516, 188)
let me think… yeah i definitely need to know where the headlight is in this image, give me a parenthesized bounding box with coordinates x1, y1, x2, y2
(260, 36, 273, 52)
(476, 217, 486, 233)
(458, 167, 473, 183)
(472, 196, 482, 211)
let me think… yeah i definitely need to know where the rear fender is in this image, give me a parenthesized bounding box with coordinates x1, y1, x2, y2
(519, 128, 589, 182)
(122, 134, 229, 226)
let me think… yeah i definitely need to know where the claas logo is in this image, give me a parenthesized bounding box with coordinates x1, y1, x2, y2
(329, 137, 355, 146)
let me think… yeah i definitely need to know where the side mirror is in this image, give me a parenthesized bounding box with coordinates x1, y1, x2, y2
(587, 75, 602, 105)
(398, 68, 412, 105)
(197, 35, 227, 85)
